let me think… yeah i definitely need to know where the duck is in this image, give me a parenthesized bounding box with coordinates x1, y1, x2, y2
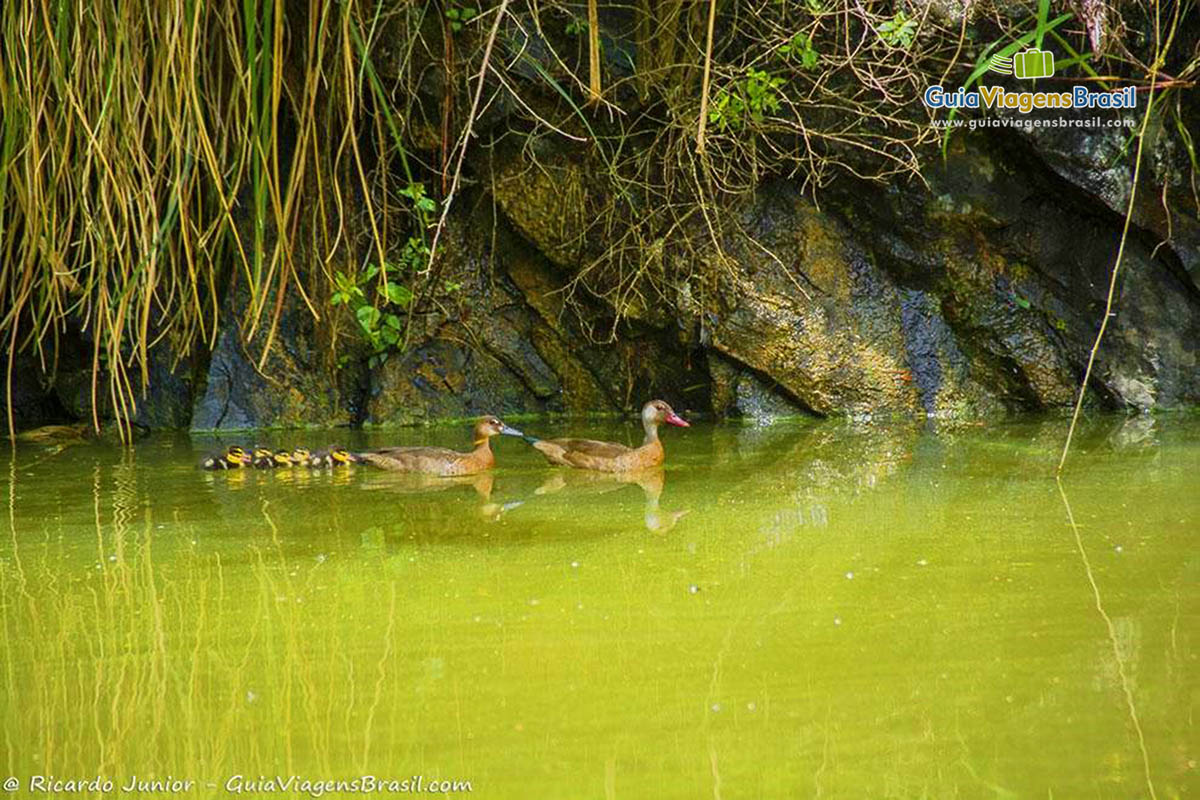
(289, 447, 312, 465)
(522, 400, 689, 472)
(270, 450, 295, 468)
(252, 445, 278, 469)
(308, 446, 358, 468)
(355, 416, 524, 476)
(200, 445, 252, 470)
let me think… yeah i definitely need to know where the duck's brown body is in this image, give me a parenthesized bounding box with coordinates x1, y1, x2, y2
(531, 437, 665, 472)
(359, 442, 496, 476)
(356, 417, 522, 476)
(527, 400, 689, 473)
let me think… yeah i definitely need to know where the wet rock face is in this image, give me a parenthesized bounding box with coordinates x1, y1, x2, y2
(191, 282, 358, 431)
(702, 213, 918, 416)
(2, 352, 68, 432)
(364, 210, 710, 426)
(841, 134, 1200, 412)
(489, 138, 590, 270)
(368, 338, 550, 425)
(684, 183, 1005, 419)
(707, 353, 810, 422)
(10, 328, 195, 432)
(483, 129, 1197, 420)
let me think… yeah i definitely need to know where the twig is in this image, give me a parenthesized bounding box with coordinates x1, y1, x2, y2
(425, 0, 512, 274)
(695, 0, 718, 154)
(1057, 46, 1162, 474)
(586, 0, 601, 104)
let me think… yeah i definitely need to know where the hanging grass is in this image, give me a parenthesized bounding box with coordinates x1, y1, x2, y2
(0, 0, 443, 439)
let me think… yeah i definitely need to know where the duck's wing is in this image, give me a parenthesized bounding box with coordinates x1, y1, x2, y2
(552, 438, 633, 455)
(539, 438, 633, 467)
(359, 446, 466, 473)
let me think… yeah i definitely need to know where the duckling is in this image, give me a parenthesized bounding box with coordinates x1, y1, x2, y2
(200, 445, 252, 470)
(290, 447, 312, 466)
(252, 446, 277, 469)
(308, 446, 358, 468)
(271, 450, 294, 468)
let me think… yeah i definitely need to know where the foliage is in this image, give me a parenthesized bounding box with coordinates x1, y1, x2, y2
(445, 4, 479, 33)
(331, 250, 417, 369)
(876, 11, 917, 48)
(778, 32, 819, 70)
(708, 69, 786, 132)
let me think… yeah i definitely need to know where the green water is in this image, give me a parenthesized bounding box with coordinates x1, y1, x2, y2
(1, 415, 1195, 798)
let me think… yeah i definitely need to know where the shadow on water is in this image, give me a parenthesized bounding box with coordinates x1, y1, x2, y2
(0, 414, 1195, 796)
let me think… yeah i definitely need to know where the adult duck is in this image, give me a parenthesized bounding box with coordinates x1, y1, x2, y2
(524, 400, 689, 472)
(355, 416, 524, 476)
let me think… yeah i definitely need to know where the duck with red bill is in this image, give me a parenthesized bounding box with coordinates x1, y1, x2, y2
(521, 400, 690, 472)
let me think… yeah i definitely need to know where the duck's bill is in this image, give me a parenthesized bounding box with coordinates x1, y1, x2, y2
(500, 425, 525, 437)
(665, 413, 690, 427)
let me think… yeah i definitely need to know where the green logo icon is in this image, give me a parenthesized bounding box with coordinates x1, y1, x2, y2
(988, 48, 1055, 79)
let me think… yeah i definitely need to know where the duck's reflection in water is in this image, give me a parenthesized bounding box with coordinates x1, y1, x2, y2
(359, 471, 522, 521)
(534, 468, 688, 532)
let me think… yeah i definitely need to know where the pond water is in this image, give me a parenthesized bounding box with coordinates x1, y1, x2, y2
(1, 414, 1195, 798)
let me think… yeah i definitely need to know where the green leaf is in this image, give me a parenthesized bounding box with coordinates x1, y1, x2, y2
(356, 304, 380, 331)
(384, 283, 413, 307)
(383, 313, 403, 330)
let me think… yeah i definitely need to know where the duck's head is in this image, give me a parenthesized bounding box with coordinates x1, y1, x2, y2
(290, 447, 311, 464)
(642, 400, 689, 428)
(474, 416, 524, 443)
(226, 445, 252, 466)
(327, 446, 357, 465)
(252, 445, 274, 460)
(272, 450, 294, 467)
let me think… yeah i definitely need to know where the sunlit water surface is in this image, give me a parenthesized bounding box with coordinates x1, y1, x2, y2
(1, 415, 1195, 798)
